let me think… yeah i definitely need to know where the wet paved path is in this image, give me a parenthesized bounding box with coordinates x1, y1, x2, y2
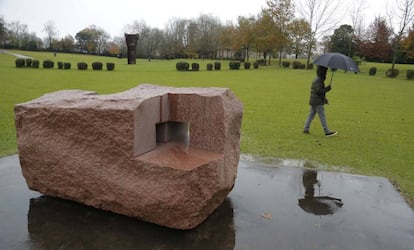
(0, 49, 32, 59)
(1, 154, 414, 249)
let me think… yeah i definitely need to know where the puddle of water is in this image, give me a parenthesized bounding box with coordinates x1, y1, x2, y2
(1, 154, 414, 250)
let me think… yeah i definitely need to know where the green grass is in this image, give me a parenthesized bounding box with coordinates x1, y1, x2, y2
(1, 50, 414, 207)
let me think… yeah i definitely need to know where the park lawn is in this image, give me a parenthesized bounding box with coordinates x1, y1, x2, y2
(1, 50, 414, 207)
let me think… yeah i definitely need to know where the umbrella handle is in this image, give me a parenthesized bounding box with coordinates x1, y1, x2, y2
(329, 71, 335, 86)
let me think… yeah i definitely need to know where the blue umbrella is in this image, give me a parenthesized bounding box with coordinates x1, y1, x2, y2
(313, 53, 359, 84)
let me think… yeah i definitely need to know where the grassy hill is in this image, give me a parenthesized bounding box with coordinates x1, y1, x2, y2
(1, 50, 414, 206)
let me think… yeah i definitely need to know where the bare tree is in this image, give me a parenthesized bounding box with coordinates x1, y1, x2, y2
(349, 0, 366, 56)
(42, 20, 58, 50)
(296, 0, 342, 68)
(388, 0, 414, 69)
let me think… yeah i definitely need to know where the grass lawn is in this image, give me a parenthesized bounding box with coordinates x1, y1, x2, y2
(1, 50, 414, 207)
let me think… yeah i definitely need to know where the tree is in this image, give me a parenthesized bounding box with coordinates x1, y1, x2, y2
(42, 20, 58, 50)
(253, 11, 279, 64)
(265, 0, 295, 66)
(359, 17, 392, 62)
(388, 0, 414, 69)
(329, 24, 357, 56)
(59, 35, 75, 52)
(0, 17, 7, 48)
(233, 16, 256, 61)
(289, 18, 311, 59)
(75, 25, 109, 54)
(297, 0, 342, 68)
(401, 23, 414, 61)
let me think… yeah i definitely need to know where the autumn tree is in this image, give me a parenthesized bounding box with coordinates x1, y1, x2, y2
(252, 11, 279, 64)
(401, 23, 414, 61)
(388, 0, 414, 69)
(359, 17, 392, 62)
(75, 25, 109, 54)
(265, 0, 295, 66)
(289, 18, 311, 59)
(233, 16, 256, 61)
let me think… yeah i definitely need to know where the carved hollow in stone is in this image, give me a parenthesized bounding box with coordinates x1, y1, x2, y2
(14, 84, 243, 229)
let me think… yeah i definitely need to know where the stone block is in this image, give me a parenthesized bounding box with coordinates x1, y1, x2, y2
(14, 84, 243, 229)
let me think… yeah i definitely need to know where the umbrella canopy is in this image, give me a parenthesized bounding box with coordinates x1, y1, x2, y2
(313, 53, 359, 73)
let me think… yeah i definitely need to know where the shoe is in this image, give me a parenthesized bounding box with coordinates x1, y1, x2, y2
(325, 131, 338, 137)
(303, 130, 309, 134)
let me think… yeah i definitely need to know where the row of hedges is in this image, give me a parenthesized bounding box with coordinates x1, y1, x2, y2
(369, 67, 414, 79)
(176, 61, 259, 71)
(15, 59, 115, 71)
(283, 61, 314, 70)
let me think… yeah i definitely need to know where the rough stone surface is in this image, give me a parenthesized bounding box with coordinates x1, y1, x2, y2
(14, 84, 243, 229)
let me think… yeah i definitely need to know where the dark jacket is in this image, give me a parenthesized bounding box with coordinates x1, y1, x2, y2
(309, 76, 331, 106)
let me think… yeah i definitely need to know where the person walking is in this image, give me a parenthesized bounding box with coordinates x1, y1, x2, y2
(303, 66, 337, 137)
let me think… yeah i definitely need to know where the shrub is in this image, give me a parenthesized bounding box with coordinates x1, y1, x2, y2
(254, 62, 259, 69)
(191, 63, 199, 71)
(64, 62, 71, 70)
(256, 59, 266, 66)
(43, 60, 54, 69)
(369, 67, 377, 76)
(32, 60, 40, 68)
(214, 62, 221, 70)
(176, 62, 189, 71)
(292, 61, 305, 69)
(407, 70, 414, 80)
(386, 68, 399, 78)
(25, 58, 32, 67)
(307, 64, 314, 70)
(92, 62, 103, 70)
(57, 61, 64, 69)
(244, 62, 251, 69)
(282, 61, 290, 68)
(229, 61, 241, 70)
(106, 62, 115, 71)
(207, 63, 213, 71)
(77, 62, 88, 70)
(15, 58, 25, 68)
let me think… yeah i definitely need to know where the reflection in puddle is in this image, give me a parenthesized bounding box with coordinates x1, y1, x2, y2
(1, 154, 414, 250)
(298, 170, 343, 215)
(28, 196, 235, 250)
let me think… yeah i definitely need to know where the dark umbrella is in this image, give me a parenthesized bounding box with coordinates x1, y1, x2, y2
(312, 53, 360, 84)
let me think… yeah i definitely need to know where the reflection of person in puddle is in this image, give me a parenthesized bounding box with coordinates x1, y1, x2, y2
(298, 170, 343, 215)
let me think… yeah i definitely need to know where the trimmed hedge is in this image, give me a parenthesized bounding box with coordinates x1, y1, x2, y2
(77, 62, 88, 70)
(15, 58, 25, 68)
(407, 70, 414, 80)
(214, 62, 221, 70)
(191, 63, 199, 71)
(254, 62, 259, 69)
(106, 62, 115, 71)
(43, 60, 54, 69)
(307, 64, 314, 70)
(229, 61, 241, 70)
(57, 61, 64, 69)
(176, 62, 189, 71)
(207, 63, 213, 71)
(282, 61, 290, 68)
(369, 67, 377, 76)
(32, 60, 39, 68)
(64, 62, 71, 70)
(386, 68, 399, 78)
(244, 62, 251, 69)
(25, 58, 32, 67)
(292, 61, 306, 69)
(92, 62, 103, 70)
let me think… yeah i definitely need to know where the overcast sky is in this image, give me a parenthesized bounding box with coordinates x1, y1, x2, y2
(1, 0, 390, 39)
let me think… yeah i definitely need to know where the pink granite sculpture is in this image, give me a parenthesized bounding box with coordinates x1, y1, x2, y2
(14, 84, 243, 229)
